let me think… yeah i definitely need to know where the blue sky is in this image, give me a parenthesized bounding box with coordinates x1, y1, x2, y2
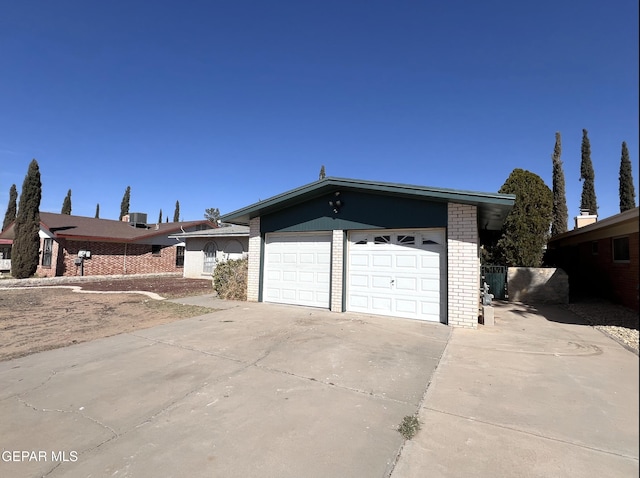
(1, 0, 638, 224)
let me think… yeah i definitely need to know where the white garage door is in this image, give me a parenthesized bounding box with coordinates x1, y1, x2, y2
(347, 229, 445, 322)
(264, 232, 332, 308)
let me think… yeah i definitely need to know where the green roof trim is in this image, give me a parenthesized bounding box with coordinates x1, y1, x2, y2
(221, 177, 515, 230)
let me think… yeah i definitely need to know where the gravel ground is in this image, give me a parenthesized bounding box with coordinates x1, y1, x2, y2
(566, 300, 639, 355)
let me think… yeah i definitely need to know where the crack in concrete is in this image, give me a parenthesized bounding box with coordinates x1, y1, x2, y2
(1, 368, 60, 402)
(423, 405, 639, 462)
(15, 396, 119, 437)
(132, 329, 415, 405)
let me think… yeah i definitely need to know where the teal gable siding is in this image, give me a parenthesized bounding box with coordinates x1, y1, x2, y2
(260, 191, 447, 233)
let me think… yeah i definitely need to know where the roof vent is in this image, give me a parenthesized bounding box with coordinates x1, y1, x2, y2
(128, 212, 148, 228)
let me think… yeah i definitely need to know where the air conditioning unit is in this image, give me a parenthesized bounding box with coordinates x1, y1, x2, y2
(129, 212, 148, 227)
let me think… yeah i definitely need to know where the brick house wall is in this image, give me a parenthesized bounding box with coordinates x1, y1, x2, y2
(37, 238, 183, 277)
(565, 232, 639, 311)
(447, 203, 480, 328)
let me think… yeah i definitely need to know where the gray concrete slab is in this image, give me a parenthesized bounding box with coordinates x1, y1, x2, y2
(0, 301, 450, 477)
(392, 302, 639, 478)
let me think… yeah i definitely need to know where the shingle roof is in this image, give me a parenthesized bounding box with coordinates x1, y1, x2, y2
(0, 212, 216, 243)
(169, 224, 249, 239)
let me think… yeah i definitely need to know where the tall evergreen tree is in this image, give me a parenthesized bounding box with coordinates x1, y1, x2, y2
(319, 165, 326, 180)
(61, 189, 72, 215)
(173, 200, 180, 222)
(551, 132, 568, 236)
(95, 203, 100, 219)
(12, 159, 42, 278)
(2, 184, 18, 231)
(579, 129, 597, 215)
(119, 186, 131, 220)
(158, 209, 163, 223)
(619, 141, 636, 212)
(495, 169, 553, 267)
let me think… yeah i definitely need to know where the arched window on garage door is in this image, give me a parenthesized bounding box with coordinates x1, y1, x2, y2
(203, 241, 217, 273)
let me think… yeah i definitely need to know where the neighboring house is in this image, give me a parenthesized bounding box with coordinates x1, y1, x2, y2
(0, 239, 11, 273)
(221, 177, 515, 328)
(0, 212, 216, 277)
(169, 225, 250, 279)
(547, 207, 639, 311)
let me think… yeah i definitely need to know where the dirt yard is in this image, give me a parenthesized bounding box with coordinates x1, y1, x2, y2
(0, 277, 217, 362)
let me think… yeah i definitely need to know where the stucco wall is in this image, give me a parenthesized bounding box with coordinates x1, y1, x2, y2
(182, 236, 249, 279)
(507, 267, 569, 304)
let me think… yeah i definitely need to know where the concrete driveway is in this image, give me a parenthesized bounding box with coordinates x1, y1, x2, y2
(1, 298, 638, 477)
(392, 301, 639, 478)
(0, 299, 450, 478)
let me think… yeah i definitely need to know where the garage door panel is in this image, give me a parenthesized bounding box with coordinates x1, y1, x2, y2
(395, 255, 418, 268)
(396, 277, 417, 291)
(283, 253, 297, 263)
(421, 255, 439, 268)
(371, 297, 392, 311)
(350, 294, 368, 308)
(396, 299, 417, 314)
(317, 272, 330, 284)
(264, 233, 331, 308)
(372, 275, 392, 288)
(372, 255, 393, 267)
(350, 254, 369, 266)
(347, 229, 445, 322)
(350, 274, 368, 287)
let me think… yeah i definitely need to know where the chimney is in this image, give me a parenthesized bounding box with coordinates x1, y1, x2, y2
(121, 214, 130, 222)
(574, 209, 597, 229)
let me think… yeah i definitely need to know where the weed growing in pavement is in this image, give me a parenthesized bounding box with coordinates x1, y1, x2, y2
(398, 415, 420, 440)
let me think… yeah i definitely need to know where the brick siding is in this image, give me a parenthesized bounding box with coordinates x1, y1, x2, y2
(447, 203, 480, 328)
(247, 217, 261, 302)
(330, 230, 344, 312)
(37, 238, 182, 277)
(568, 231, 639, 311)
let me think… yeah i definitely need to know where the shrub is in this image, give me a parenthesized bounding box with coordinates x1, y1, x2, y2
(212, 257, 248, 300)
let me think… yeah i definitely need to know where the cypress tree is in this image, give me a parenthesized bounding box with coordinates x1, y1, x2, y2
(579, 129, 598, 215)
(95, 203, 100, 219)
(61, 189, 72, 215)
(551, 132, 568, 236)
(119, 186, 131, 220)
(12, 159, 42, 278)
(158, 209, 163, 223)
(173, 200, 180, 222)
(496, 169, 553, 267)
(2, 184, 18, 231)
(619, 141, 636, 212)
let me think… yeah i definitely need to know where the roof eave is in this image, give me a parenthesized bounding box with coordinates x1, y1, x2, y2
(221, 176, 515, 226)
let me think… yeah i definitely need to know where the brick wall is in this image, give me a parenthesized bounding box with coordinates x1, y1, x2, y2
(447, 203, 479, 328)
(330, 230, 343, 312)
(569, 232, 639, 311)
(247, 217, 261, 302)
(40, 239, 182, 277)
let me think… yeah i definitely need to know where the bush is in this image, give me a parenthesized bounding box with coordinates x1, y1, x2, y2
(212, 258, 248, 300)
